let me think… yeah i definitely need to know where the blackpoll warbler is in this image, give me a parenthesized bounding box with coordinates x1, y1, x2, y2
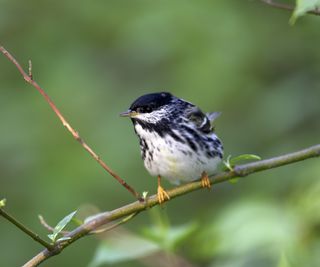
(121, 92, 223, 203)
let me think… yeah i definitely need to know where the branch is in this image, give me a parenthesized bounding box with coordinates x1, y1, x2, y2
(261, 0, 320, 15)
(1, 46, 320, 267)
(23, 144, 320, 267)
(0, 209, 54, 250)
(0, 46, 140, 200)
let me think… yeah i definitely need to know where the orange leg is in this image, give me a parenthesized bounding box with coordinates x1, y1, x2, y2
(201, 171, 211, 189)
(157, 175, 170, 204)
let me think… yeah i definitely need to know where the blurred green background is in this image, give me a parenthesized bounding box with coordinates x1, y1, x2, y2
(1, 0, 320, 266)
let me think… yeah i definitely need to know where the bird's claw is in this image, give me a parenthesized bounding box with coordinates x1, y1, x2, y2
(201, 171, 211, 189)
(157, 186, 170, 204)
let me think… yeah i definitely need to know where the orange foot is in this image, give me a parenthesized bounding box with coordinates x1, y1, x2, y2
(157, 185, 170, 204)
(201, 171, 211, 189)
(157, 175, 170, 204)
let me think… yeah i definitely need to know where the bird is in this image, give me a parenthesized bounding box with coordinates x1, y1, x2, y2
(120, 92, 223, 203)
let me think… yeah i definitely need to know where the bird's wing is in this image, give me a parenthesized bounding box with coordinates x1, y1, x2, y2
(185, 106, 213, 134)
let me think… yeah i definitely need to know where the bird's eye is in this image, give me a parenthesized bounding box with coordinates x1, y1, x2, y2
(136, 106, 153, 113)
(136, 107, 146, 113)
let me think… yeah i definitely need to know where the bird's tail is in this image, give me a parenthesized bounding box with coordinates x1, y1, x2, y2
(206, 112, 221, 122)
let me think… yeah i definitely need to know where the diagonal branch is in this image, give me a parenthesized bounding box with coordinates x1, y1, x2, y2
(23, 144, 320, 267)
(0, 209, 54, 250)
(0, 46, 140, 200)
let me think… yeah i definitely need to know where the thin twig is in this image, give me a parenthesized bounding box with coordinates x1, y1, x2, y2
(260, 0, 320, 15)
(0, 209, 54, 250)
(0, 46, 140, 200)
(23, 144, 320, 267)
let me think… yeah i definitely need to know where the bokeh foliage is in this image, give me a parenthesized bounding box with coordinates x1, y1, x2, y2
(1, 0, 320, 266)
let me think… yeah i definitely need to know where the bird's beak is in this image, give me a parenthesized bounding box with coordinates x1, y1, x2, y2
(120, 110, 139, 118)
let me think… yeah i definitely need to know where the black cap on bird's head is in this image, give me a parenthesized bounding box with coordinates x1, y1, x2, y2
(120, 92, 173, 117)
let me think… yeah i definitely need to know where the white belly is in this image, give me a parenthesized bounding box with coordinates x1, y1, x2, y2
(135, 124, 222, 185)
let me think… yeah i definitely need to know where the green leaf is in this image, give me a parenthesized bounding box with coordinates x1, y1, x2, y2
(223, 154, 261, 172)
(223, 155, 233, 171)
(163, 223, 197, 250)
(229, 154, 261, 165)
(88, 231, 160, 267)
(290, 0, 320, 24)
(48, 210, 77, 242)
(0, 198, 6, 208)
(142, 191, 149, 200)
(142, 222, 197, 251)
(214, 202, 298, 255)
(277, 253, 291, 267)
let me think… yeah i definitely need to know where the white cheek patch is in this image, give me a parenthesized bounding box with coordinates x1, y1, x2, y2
(135, 109, 167, 124)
